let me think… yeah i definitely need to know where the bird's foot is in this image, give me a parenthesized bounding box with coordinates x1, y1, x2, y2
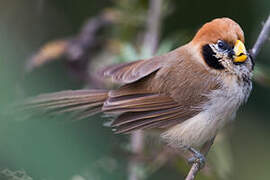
(187, 147, 206, 169)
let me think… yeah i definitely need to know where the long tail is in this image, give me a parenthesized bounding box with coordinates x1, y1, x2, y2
(22, 89, 109, 120)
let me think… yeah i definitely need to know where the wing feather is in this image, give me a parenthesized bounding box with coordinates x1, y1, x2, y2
(103, 89, 201, 134)
(22, 89, 108, 118)
(101, 57, 164, 84)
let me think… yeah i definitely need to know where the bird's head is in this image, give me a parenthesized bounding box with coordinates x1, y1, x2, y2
(191, 18, 254, 74)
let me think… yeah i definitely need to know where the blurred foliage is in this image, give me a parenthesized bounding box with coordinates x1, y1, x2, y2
(0, 169, 33, 180)
(0, 0, 270, 180)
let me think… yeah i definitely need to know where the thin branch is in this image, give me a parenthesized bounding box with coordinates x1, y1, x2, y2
(142, 0, 162, 54)
(26, 13, 113, 88)
(128, 131, 144, 180)
(185, 137, 215, 180)
(66, 15, 112, 61)
(128, 1, 163, 180)
(250, 15, 270, 60)
(36, 0, 45, 14)
(186, 163, 200, 180)
(185, 14, 270, 180)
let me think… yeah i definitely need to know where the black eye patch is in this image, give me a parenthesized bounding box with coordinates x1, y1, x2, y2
(202, 44, 225, 70)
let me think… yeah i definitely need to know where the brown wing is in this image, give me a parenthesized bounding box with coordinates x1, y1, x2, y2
(100, 56, 164, 84)
(102, 47, 221, 134)
(103, 86, 200, 134)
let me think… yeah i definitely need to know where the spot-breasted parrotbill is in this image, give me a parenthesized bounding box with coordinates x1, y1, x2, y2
(25, 17, 254, 166)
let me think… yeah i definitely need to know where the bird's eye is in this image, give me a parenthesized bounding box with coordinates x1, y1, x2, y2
(217, 40, 226, 50)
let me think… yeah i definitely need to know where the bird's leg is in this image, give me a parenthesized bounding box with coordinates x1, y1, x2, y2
(187, 147, 206, 169)
(187, 136, 216, 169)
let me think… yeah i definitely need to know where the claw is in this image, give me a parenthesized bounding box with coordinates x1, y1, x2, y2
(187, 147, 206, 169)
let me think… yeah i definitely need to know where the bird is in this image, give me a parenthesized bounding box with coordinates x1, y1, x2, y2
(24, 17, 254, 167)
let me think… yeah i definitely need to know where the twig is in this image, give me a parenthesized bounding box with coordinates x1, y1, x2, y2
(185, 14, 270, 180)
(128, 131, 144, 180)
(185, 137, 215, 180)
(66, 15, 112, 61)
(186, 163, 200, 180)
(36, 0, 45, 14)
(26, 13, 113, 88)
(142, 0, 162, 54)
(128, 1, 163, 180)
(250, 15, 270, 60)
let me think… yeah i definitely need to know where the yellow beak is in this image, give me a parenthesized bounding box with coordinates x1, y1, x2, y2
(233, 40, 248, 63)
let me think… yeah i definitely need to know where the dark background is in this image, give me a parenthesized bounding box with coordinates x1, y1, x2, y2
(0, 0, 269, 180)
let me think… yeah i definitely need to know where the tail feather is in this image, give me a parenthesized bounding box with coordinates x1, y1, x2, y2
(22, 89, 109, 119)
